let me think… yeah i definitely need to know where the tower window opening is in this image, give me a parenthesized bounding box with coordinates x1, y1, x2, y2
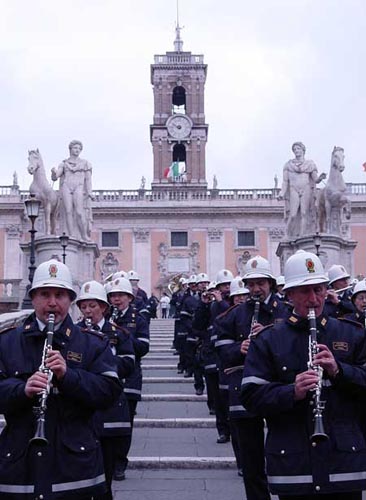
(172, 86, 186, 114)
(171, 144, 187, 183)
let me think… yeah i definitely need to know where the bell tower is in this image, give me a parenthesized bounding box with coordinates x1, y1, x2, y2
(150, 24, 208, 190)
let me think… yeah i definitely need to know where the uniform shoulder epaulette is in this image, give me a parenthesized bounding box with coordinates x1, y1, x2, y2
(216, 303, 238, 320)
(338, 317, 364, 329)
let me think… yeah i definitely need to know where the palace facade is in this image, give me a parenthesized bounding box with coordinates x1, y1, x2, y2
(0, 29, 365, 311)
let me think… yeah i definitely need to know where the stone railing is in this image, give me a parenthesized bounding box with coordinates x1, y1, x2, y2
(2, 183, 366, 204)
(154, 54, 204, 65)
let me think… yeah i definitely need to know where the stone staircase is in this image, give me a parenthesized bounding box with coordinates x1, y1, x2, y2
(128, 318, 236, 470)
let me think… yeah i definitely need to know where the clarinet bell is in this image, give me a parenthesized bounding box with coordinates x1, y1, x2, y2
(29, 417, 49, 447)
(310, 414, 329, 444)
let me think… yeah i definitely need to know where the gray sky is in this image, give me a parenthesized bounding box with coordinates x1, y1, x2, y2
(1, 0, 366, 191)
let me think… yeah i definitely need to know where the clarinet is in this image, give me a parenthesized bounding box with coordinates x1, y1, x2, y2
(109, 306, 120, 324)
(29, 313, 55, 446)
(85, 317, 93, 330)
(249, 296, 261, 338)
(307, 308, 329, 444)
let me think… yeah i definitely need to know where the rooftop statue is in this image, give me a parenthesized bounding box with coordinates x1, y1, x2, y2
(318, 146, 351, 235)
(28, 149, 59, 235)
(51, 140, 93, 241)
(278, 142, 326, 238)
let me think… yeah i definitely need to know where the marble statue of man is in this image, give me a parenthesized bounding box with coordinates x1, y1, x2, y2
(278, 142, 326, 238)
(51, 140, 93, 241)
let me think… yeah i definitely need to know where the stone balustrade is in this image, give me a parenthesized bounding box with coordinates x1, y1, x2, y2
(8, 184, 365, 204)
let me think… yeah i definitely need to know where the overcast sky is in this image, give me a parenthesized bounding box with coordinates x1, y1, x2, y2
(1, 0, 366, 191)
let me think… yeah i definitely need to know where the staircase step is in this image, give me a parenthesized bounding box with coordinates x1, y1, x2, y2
(127, 457, 236, 469)
(143, 377, 193, 383)
(141, 394, 207, 402)
(142, 364, 176, 369)
(134, 417, 215, 428)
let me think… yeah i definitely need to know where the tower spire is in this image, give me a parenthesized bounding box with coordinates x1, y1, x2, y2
(174, 0, 184, 52)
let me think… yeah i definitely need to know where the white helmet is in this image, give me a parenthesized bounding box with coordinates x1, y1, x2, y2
(108, 277, 134, 297)
(128, 270, 140, 281)
(112, 270, 128, 280)
(352, 279, 366, 302)
(216, 269, 234, 285)
(179, 276, 187, 284)
(328, 264, 350, 286)
(196, 272, 210, 284)
(29, 259, 76, 300)
(207, 281, 217, 291)
(187, 274, 197, 284)
(276, 275, 285, 287)
(230, 277, 250, 297)
(283, 250, 329, 291)
(76, 280, 108, 307)
(243, 256, 275, 281)
(104, 281, 114, 295)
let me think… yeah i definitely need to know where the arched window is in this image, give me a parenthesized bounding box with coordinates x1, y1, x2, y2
(172, 86, 186, 114)
(170, 144, 187, 183)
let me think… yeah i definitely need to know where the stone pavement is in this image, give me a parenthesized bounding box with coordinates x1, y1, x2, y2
(112, 317, 246, 500)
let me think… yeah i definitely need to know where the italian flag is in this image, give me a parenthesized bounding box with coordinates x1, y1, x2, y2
(164, 161, 180, 179)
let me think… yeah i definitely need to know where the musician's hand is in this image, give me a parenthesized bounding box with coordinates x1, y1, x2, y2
(240, 338, 250, 355)
(25, 371, 48, 398)
(212, 290, 222, 302)
(326, 289, 340, 305)
(201, 292, 210, 304)
(46, 349, 67, 380)
(250, 322, 265, 337)
(294, 370, 319, 400)
(313, 344, 339, 378)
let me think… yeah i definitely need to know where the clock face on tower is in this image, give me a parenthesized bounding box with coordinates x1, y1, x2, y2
(166, 114, 192, 140)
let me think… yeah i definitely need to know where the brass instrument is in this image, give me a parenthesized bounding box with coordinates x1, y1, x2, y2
(307, 308, 329, 444)
(249, 296, 261, 338)
(168, 273, 184, 295)
(30, 313, 55, 446)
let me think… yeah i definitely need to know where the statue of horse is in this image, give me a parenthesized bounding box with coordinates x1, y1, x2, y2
(28, 149, 59, 235)
(318, 146, 351, 235)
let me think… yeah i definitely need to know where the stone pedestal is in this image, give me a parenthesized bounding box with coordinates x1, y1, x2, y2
(276, 233, 357, 275)
(20, 236, 100, 303)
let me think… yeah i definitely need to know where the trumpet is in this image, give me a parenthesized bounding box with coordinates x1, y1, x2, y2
(307, 308, 329, 444)
(30, 312, 55, 446)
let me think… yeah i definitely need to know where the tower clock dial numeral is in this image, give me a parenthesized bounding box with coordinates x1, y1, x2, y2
(167, 115, 192, 139)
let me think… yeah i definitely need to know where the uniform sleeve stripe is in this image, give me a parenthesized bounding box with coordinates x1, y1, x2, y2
(241, 376, 270, 386)
(215, 339, 235, 347)
(138, 337, 150, 344)
(102, 371, 119, 379)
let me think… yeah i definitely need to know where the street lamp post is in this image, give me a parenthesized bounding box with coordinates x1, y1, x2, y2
(314, 231, 322, 257)
(59, 232, 69, 264)
(22, 194, 41, 309)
